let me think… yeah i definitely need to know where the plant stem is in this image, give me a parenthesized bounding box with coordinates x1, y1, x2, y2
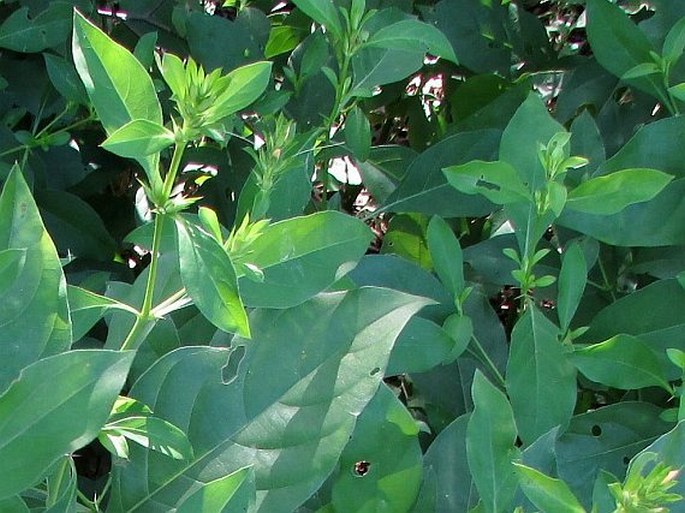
(162, 140, 187, 201)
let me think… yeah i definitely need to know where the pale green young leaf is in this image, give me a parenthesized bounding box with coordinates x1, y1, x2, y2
(100, 416, 193, 460)
(571, 334, 672, 392)
(669, 83, 685, 102)
(467, 371, 520, 513)
(666, 348, 685, 370)
(622, 62, 661, 80)
(443, 160, 531, 205)
(427, 216, 465, 299)
(101, 119, 175, 159)
(514, 463, 587, 513)
(565, 168, 673, 215)
(663, 17, 685, 66)
(210, 61, 273, 122)
(198, 206, 224, 243)
(176, 217, 250, 338)
(157, 52, 187, 100)
(0, 350, 134, 500)
(557, 242, 587, 333)
(72, 10, 163, 190)
(364, 19, 458, 63)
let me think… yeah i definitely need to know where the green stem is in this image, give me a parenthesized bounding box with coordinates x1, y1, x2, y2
(467, 333, 507, 390)
(162, 140, 187, 201)
(597, 255, 617, 302)
(47, 458, 69, 507)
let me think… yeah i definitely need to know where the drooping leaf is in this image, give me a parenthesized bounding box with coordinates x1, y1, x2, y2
(68, 285, 138, 341)
(99, 416, 194, 461)
(514, 463, 587, 513)
(0, 166, 71, 393)
(176, 216, 250, 338)
(571, 334, 672, 392)
(557, 242, 588, 333)
(0, 350, 134, 500)
(466, 371, 520, 513)
(565, 169, 673, 216)
(101, 119, 175, 159)
(72, 10, 163, 189)
(330, 384, 423, 513)
(506, 306, 576, 445)
(426, 216, 465, 298)
(290, 0, 343, 41)
(0, 2, 72, 52)
(237, 211, 373, 308)
(109, 287, 430, 512)
(363, 19, 458, 63)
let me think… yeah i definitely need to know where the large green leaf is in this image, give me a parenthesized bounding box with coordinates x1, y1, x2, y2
(556, 402, 673, 508)
(565, 169, 673, 215)
(586, 0, 662, 99)
(176, 468, 255, 513)
(466, 371, 520, 513)
(580, 279, 685, 379)
(72, 10, 162, 189)
(386, 317, 455, 375)
(506, 306, 577, 445)
(514, 463, 586, 513)
(101, 120, 175, 159)
(176, 216, 250, 338)
(211, 61, 273, 121)
(0, 350, 134, 500)
(384, 130, 501, 216)
(413, 414, 479, 513)
(109, 287, 430, 512)
(0, 2, 72, 52)
(571, 334, 672, 392)
(330, 384, 423, 513)
(0, 167, 71, 393)
(363, 19, 458, 63)
(426, 216, 465, 299)
(290, 0, 342, 41)
(238, 212, 373, 308)
(557, 241, 587, 333)
(443, 160, 531, 205)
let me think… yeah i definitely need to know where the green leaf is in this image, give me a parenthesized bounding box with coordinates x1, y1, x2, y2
(44, 53, 88, 105)
(68, 285, 138, 341)
(443, 160, 531, 205)
(514, 463, 587, 513)
(387, 317, 456, 375)
(0, 350, 134, 500)
(176, 467, 255, 513)
(506, 306, 576, 445)
(101, 119, 175, 159)
(571, 334, 672, 392)
(363, 19, 458, 63)
(565, 168, 673, 215)
(0, 495, 29, 512)
(0, 166, 71, 393)
(157, 52, 186, 100)
(0, 2, 72, 52)
(557, 241, 587, 332)
(427, 216, 465, 298)
(110, 287, 430, 512)
(237, 211, 373, 308)
(663, 17, 685, 65)
(669, 82, 685, 103)
(556, 402, 673, 507)
(586, 0, 659, 97)
(442, 313, 473, 362)
(466, 371, 520, 513)
(330, 384, 423, 513)
(385, 130, 500, 216)
(211, 61, 273, 121)
(72, 10, 163, 190)
(621, 62, 660, 79)
(290, 0, 343, 41)
(344, 106, 371, 162)
(176, 217, 250, 338)
(100, 416, 193, 460)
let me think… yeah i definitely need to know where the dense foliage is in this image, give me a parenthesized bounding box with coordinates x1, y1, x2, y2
(0, 0, 684, 511)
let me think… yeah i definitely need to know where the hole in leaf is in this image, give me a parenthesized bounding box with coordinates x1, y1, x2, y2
(353, 460, 371, 477)
(475, 178, 500, 191)
(623, 456, 630, 465)
(369, 367, 381, 376)
(221, 345, 246, 385)
(591, 424, 602, 437)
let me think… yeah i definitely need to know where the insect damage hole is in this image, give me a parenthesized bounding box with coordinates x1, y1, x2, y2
(353, 460, 371, 477)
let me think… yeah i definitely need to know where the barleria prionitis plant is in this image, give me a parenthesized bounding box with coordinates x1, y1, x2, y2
(1, 1, 685, 512)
